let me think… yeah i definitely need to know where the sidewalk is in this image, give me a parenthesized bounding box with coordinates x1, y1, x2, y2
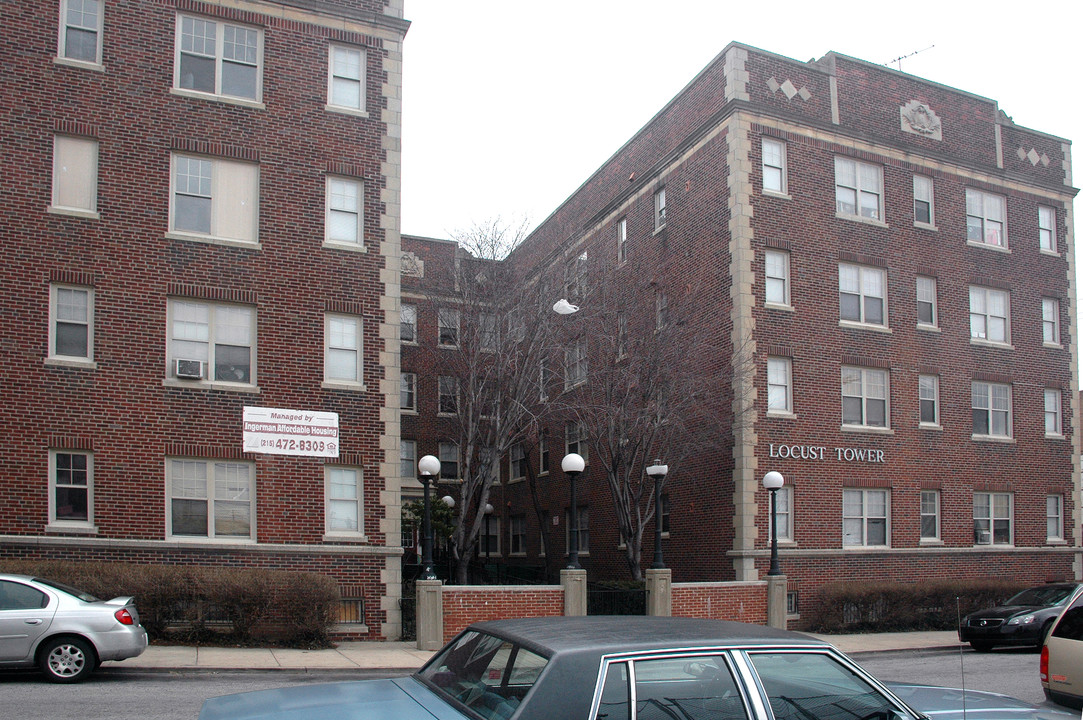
(112, 631, 963, 673)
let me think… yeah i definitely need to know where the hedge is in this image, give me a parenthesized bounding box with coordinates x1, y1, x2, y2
(0, 560, 341, 647)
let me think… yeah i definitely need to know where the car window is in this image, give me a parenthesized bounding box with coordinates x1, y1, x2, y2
(34, 577, 99, 602)
(748, 652, 908, 720)
(420, 630, 549, 720)
(1007, 585, 1075, 606)
(1051, 591, 1083, 641)
(633, 655, 748, 720)
(0, 580, 50, 611)
(597, 661, 630, 720)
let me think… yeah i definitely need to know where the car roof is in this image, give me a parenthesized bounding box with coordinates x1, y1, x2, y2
(468, 616, 825, 658)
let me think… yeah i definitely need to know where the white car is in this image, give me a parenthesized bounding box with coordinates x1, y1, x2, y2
(0, 573, 148, 682)
(1042, 584, 1083, 709)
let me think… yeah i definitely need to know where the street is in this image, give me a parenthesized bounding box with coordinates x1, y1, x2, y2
(0, 647, 1056, 719)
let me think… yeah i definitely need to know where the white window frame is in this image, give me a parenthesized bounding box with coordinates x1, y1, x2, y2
(325, 176, 363, 248)
(617, 217, 628, 264)
(326, 44, 366, 115)
(843, 488, 890, 547)
(169, 154, 259, 246)
(167, 299, 256, 387)
(766, 357, 793, 415)
(971, 381, 1012, 439)
(401, 304, 417, 344)
(969, 286, 1010, 345)
(509, 515, 526, 555)
(325, 466, 364, 538)
(841, 366, 889, 429)
(539, 435, 549, 476)
(439, 441, 460, 480)
(835, 157, 883, 221)
(509, 443, 527, 482)
(769, 486, 793, 543)
(400, 439, 416, 481)
(965, 188, 1006, 249)
(566, 506, 590, 554)
(1044, 388, 1062, 437)
(51, 135, 98, 217)
(437, 307, 460, 347)
(438, 376, 458, 416)
(916, 276, 937, 329)
(1038, 205, 1057, 253)
(324, 314, 363, 387)
(174, 14, 264, 104)
(765, 250, 791, 308)
(480, 516, 501, 557)
(167, 458, 255, 541)
(616, 313, 628, 359)
(1042, 297, 1061, 346)
(565, 337, 587, 389)
(920, 489, 940, 542)
(479, 313, 498, 352)
(762, 138, 787, 195)
(565, 421, 587, 462)
(919, 374, 939, 427)
(913, 175, 934, 227)
(839, 263, 886, 327)
(1047, 494, 1064, 542)
(57, 0, 103, 67)
(48, 450, 94, 530)
(401, 372, 417, 412)
(654, 187, 667, 231)
(49, 284, 94, 363)
(973, 491, 1012, 546)
(655, 291, 669, 331)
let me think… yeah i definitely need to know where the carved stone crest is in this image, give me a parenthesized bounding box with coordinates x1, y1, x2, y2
(402, 251, 424, 278)
(900, 100, 942, 140)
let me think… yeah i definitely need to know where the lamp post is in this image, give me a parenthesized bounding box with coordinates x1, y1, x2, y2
(562, 452, 586, 569)
(483, 503, 494, 561)
(646, 460, 669, 569)
(417, 454, 442, 581)
(762, 471, 784, 577)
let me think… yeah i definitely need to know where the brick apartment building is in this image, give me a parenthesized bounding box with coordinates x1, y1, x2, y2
(0, 0, 410, 639)
(403, 43, 1080, 622)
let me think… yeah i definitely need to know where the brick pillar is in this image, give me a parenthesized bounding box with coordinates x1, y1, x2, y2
(416, 579, 444, 651)
(561, 568, 587, 616)
(766, 574, 787, 629)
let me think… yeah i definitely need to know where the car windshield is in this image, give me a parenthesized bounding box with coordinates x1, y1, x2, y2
(34, 578, 100, 602)
(418, 629, 549, 720)
(1006, 586, 1074, 607)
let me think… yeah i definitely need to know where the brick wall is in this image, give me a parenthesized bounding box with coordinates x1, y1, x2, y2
(441, 585, 564, 643)
(672, 582, 768, 625)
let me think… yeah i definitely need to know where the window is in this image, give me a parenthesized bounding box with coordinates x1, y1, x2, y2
(509, 443, 527, 481)
(539, 435, 549, 475)
(49, 285, 93, 361)
(168, 300, 255, 384)
(170, 154, 259, 243)
(0, 580, 48, 611)
(767, 357, 792, 414)
(916, 276, 937, 328)
(973, 491, 1012, 545)
(762, 138, 786, 194)
(400, 439, 416, 481)
(49, 450, 93, 527)
(969, 286, 1010, 344)
(616, 313, 627, 359)
(765, 249, 790, 307)
(325, 466, 362, 536)
(438, 376, 458, 415)
(168, 459, 253, 539)
(1045, 388, 1062, 436)
(1042, 297, 1060, 345)
(480, 515, 500, 556)
(58, 0, 103, 65)
(175, 14, 262, 102)
(565, 337, 587, 388)
(654, 187, 666, 230)
(835, 157, 883, 220)
(841, 366, 888, 428)
(399, 373, 417, 412)
(325, 177, 363, 246)
(919, 375, 939, 426)
(749, 651, 902, 720)
(1039, 205, 1057, 252)
(1047, 495, 1064, 541)
(616, 217, 628, 264)
(327, 45, 365, 112)
(401, 304, 417, 343)
(566, 506, 589, 553)
(920, 489, 940, 541)
(479, 313, 498, 352)
(843, 488, 889, 546)
(565, 421, 587, 461)
(770, 486, 792, 542)
(913, 175, 934, 225)
(972, 381, 1011, 438)
(565, 252, 589, 299)
(628, 655, 743, 720)
(510, 515, 526, 554)
(52, 136, 98, 214)
(839, 263, 886, 326)
(325, 314, 362, 384)
(654, 291, 668, 330)
(437, 307, 459, 346)
(965, 189, 1006, 247)
(439, 442, 459, 480)
(660, 494, 671, 534)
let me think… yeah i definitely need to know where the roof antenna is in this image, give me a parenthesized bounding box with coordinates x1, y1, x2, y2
(886, 44, 935, 71)
(956, 596, 968, 720)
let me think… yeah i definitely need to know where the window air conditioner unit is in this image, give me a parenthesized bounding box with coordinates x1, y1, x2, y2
(175, 359, 205, 380)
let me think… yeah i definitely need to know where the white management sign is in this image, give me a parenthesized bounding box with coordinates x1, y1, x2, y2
(242, 406, 340, 458)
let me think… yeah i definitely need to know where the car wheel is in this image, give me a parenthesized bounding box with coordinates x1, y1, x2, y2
(38, 637, 97, 683)
(969, 641, 994, 653)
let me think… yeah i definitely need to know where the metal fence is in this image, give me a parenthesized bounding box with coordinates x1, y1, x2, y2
(588, 582, 646, 616)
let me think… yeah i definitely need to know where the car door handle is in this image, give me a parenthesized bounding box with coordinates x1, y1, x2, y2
(24, 619, 43, 625)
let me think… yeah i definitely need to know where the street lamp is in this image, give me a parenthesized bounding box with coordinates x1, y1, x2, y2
(646, 460, 669, 569)
(762, 471, 784, 577)
(418, 454, 442, 581)
(483, 503, 494, 561)
(562, 452, 586, 569)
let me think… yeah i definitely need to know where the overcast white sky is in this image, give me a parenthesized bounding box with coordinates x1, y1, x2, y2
(399, 0, 1079, 243)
